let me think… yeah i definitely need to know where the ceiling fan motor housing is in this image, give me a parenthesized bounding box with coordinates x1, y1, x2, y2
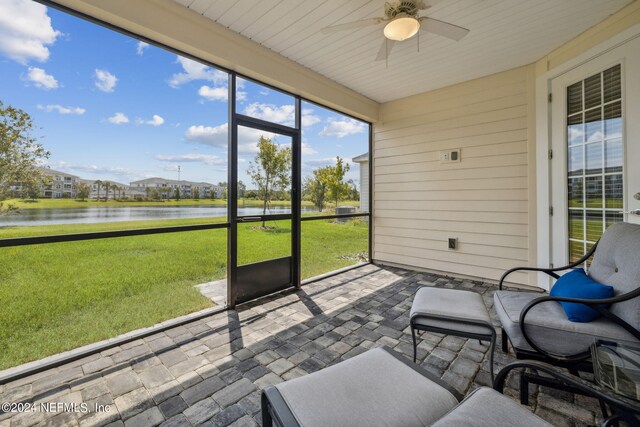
(384, 0, 425, 19)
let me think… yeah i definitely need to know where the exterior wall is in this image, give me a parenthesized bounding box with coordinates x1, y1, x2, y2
(373, 65, 536, 286)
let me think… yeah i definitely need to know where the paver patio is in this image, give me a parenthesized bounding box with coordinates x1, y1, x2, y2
(0, 264, 597, 426)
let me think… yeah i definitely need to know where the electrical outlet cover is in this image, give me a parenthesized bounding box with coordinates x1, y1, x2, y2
(448, 238, 457, 250)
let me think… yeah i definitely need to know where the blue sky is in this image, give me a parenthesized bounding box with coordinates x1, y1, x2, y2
(0, 1, 369, 189)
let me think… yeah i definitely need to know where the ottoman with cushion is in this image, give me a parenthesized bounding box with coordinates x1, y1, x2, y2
(410, 287, 496, 377)
(261, 347, 551, 427)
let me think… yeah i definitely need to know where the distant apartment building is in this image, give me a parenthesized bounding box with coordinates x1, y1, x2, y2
(78, 179, 146, 200)
(9, 168, 221, 200)
(40, 168, 82, 199)
(130, 178, 224, 199)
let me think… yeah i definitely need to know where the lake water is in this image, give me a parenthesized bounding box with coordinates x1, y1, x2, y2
(0, 205, 315, 226)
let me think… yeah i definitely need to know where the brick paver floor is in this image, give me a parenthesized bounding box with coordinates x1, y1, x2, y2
(0, 264, 598, 426)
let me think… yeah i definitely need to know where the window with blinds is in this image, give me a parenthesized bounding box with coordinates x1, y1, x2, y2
(566, 64, 623, 262)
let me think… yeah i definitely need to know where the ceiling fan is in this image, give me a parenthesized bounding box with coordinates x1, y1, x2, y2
(321, 1, 470, 62)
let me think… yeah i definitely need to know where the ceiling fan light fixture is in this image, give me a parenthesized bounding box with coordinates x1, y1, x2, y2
(383, 15, 420, 41)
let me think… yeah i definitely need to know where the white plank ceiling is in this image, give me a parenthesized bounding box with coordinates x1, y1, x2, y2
(174, 0, 632, 103)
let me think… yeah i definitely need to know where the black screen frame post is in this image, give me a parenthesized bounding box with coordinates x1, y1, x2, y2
(227, 73, 238, 308)
(293, 96, 302, 288)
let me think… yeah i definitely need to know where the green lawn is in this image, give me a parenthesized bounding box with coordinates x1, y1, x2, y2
(0, 217, 228, 239)
(0, 217, 367, 369)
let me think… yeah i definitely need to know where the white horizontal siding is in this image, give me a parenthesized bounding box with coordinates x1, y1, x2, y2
(373, 66, 533, 285)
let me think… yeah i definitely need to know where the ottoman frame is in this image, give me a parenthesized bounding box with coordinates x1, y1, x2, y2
(410, 289, 497, 378)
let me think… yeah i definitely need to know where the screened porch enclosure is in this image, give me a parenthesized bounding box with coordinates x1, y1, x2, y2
(0, 0, 639, 425)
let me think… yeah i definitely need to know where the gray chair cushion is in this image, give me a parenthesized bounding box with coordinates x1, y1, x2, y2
(431, 387, 552, 426)
(494, 290, 639, 355)
(274, 347, 459, 427)
(588, 222, 640, 330)
(410, 287, 493, 336)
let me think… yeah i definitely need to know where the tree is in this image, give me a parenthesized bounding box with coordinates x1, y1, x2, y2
(217, 182, 228, 200)
(238, 180, 246, 199)
(303, 166, 330, 212)
(247, 136, 291, 227)
(103, 181, 111, 201)
(94, 180, 102, 200)
(74, 182, 91, 201)
(146, 187, 160, 200)
(346, 179, 360, 201)
(24, 175, 49, 200)
(0, 101, 50, 209)
(326, 156, 350, 212)
(192, 188, 200, 200)
(174, 186, 180, 201)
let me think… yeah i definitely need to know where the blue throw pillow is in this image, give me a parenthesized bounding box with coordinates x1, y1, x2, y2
(549, 269, 614, 322)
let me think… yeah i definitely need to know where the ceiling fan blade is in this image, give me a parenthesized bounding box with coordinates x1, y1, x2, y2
(419, 17, 469, 41)
(375, 39, 396, 62)
(321, 18, 385, 34)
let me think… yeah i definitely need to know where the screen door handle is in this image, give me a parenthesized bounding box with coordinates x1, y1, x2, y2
(238, 216, 262, 222)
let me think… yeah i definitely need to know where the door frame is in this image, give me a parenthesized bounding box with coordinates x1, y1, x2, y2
(550, 55, 628, 271)
(535, 23, 640, 290)
(227, 74, 302, 307)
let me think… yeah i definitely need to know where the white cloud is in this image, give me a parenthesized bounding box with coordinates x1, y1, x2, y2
(320, 118, 366, 138)
(302, 157, 357, 181)
(94, 69, 117, 92)
(24, 67, 58, 89)
(156, 153, 225, 165)
(52, 161, 138, 181)
(244, 103, 295, 126)
(304, 157, 345, 169)
(302, 108, 321, 127)
(302, 142, 317, 155)
(241, 103, 320, 128)
(198, 85, 246, 102)
(136, 41, 149, 55)
(37, 104, 85, 115)
(160, 164, 180, 172)
(168, 56, 227, 87)
(108, 112, 129, 125)
(185, 123, 274, 155)
(303, 157, 355, 172)
(0, 0, 60, 64)
(185, 124, 227, 148)
(198, 85, 228, 101)
(137, 114, 164, 126)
